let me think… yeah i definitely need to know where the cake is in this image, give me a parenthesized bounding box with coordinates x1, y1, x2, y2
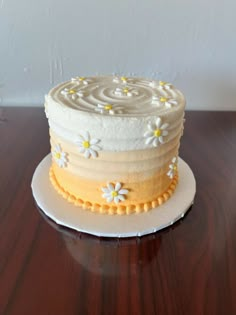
(45, 75, 185, 215)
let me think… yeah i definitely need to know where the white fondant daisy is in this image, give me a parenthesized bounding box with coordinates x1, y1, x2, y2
(152, 95, 177, 108)
(144, 117, 169, 147)
(149, 80, 172, 90)
(95, 103, 124, 115)
(149, 81, 158, 88)
(52, 144, 68, 167)
(102, 182, 128, 204)
(71, 77, 91, 85)
(114, 86, 138, 97)
(61, 87, 84, 100)
(167, 157, 178, 179)
(151, 94, 163, 106)
(158, 81, 172, 90)
(113, 76, 132, 84)
(76, 131, 101, 159)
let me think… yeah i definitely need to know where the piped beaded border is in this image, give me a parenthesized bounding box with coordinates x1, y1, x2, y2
(49, 167, 179, 215)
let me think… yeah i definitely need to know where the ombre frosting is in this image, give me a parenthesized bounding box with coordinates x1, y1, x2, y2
(45, 75, 185, 215)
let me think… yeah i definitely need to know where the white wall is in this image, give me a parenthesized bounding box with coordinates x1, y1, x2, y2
(0, 0, 236, 110)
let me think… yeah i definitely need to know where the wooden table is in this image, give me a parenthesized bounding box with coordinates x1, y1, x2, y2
(0, 108, 236, 315)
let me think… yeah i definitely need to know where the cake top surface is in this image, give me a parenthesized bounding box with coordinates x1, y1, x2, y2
(47, 75, 185, 117)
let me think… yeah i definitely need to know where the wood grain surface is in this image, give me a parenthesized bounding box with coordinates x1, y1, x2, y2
(0, 108, 236, 315)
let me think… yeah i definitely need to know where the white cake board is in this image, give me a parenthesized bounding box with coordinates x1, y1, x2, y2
(31, 154, 196, 238)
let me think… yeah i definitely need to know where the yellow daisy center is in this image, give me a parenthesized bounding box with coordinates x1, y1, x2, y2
(123, 87, 129, 94)
(121, 76, 127, 82)
(154, 129, 162, 137)
(159, 81, 167, 86)
(79, 77, 85, 81)
(173, 165, 177, 171)
(160, 97, 168, 102)
(111, 191, 118, 197)
(83, 141, 90, 148)
(55, 152, 61, 159)
(104, 104, 113, 110)
(68, 89, 76, 94)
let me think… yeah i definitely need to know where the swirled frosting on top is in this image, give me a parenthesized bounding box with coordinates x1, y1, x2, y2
(48, 75, 185, 117)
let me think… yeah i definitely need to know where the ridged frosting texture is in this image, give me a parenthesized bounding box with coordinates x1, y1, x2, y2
(45, 76, 185, 152)
(45, 75, 186, 214)
(49, 165, 179, 215)
(50, 129, 180, 181)
(46, 76, 185, 116)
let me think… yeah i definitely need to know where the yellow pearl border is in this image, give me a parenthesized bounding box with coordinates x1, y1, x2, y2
(49, 167, 179, 215)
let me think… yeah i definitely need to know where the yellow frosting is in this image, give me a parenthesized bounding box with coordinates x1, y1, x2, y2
(49, 166, 178, 215)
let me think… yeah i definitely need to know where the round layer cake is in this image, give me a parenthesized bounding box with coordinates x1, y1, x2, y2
(45, 75, 185, 215)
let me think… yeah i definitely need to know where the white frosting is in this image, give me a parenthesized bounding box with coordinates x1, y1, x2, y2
(46, 75, 185, 152)
(47, 76, 185, 116)
(48, 115, 183, 151)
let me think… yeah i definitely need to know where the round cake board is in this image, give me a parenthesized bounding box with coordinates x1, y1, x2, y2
(31, 154, 196, 238)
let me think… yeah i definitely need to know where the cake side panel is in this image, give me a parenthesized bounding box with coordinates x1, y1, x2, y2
(48, 128, 181, 212)
(49, 164, 179, 215)
(49, 129, 181, 181)
(45, 75, 185, 214)
(46, 97, 184, 151)
(51, 160, 173, 203)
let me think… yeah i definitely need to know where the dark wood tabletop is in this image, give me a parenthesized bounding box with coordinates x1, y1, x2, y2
(0, 108, 236, 315)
